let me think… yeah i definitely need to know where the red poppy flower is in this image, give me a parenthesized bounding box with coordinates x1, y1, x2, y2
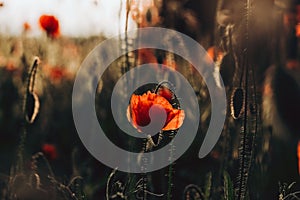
(49, 67, 65, 81)
(298, 141, 300, 175)
(39, 15, 60, 38)
(206, 46, 224, 63)
(5, 61, 17, 72)
(23, 22, 31, 32)
(42, 143, 58, 160)
(295, 24, 300, 38)
(286, 59, 300, 70)
(127, 91, 185, 132)
(137, 48, 158, 65)
(44, 65, 71, 84)
(137, 49, 176, 70)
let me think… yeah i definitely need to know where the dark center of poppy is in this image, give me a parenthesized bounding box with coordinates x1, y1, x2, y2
(137, 104, 167, 135)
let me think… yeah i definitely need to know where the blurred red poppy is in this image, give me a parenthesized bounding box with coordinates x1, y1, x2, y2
(137, 49, 176, 71)
(49, 67, 65, 81)
(296, 24, 300, 37)
(127, 91, 185, 132)
(39, 15, 60, 38)
(42, 143, 58, 160)
(23, 22, 31, 32)
(286, 59, 300, 70)
(5, 61, 17, 72)
(206, 46, 224, 63)
(43, 64, 72, 84)
(137, 48, 157, 65)
(298, 141, 300, 175)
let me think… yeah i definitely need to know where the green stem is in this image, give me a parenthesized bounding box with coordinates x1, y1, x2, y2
(167, 132, 176, 200)
(16, 57, 39, 173)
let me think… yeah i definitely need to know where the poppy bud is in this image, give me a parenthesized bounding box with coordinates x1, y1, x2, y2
(157, 86, 174, 102)
(42, 144, 58, 160)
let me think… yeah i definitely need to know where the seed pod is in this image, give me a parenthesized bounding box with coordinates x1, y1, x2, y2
(26, 91, 40, 123)
(220, 53, 235, 87)
(230, 87, 245, 119)
(25, 57, 40, 124)
(146, 9, 152, 23)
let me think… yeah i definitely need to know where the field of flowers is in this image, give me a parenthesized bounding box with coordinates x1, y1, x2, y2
(1, 0, 300, 199)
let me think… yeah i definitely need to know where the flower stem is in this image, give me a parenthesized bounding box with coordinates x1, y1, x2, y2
(167, 131, 176, 200)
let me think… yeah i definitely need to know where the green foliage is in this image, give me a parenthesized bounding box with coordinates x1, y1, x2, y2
(223, 171, 234, 200)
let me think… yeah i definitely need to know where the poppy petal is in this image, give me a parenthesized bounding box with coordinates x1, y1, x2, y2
(128, 91, 185, 132)
(162, 109, 185, 131)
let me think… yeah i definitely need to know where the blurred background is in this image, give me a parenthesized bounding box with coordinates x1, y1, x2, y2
(0, 0, 300, 199)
